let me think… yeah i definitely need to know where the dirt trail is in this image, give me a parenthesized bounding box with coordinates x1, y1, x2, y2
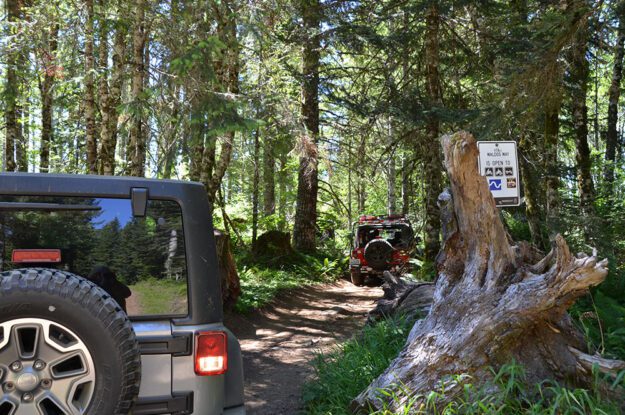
(225, 280, 382, 415)
(126, 291, 142, 315)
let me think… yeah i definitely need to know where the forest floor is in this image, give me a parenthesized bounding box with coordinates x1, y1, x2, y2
(225, 279, 382, 415)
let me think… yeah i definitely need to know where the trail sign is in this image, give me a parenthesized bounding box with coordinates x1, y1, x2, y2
(477, 141, 520, 207)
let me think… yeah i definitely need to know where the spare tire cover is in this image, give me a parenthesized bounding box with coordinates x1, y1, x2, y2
(364, 239, 394, 271)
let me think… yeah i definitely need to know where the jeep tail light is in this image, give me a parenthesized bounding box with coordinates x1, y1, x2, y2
(12, 249, 61, 263)
(195, 331, 227, 376)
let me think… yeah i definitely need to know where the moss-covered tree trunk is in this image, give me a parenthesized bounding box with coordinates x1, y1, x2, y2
(567, 7, 595, 240)
(99, 0, 127, 176)
(423, 3, 443, 263)
(605, 6, 625, 186)
(39, 23, 59, 173)
(263, 136, 276, 217)
(544, 101, 561, 233)
(127, 0, 147, 177)
(293, 0, 321, 252)
(84, 0, 98, 174)
(518, 132, 547, 249)
(351, 131, 621, 412)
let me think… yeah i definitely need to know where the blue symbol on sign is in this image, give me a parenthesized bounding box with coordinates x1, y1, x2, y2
(489, 179, 502, 191)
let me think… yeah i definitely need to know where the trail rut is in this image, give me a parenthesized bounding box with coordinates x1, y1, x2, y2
(226, 280, 382, 415)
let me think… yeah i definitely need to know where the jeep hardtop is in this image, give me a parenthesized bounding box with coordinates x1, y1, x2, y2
(349, 214, 415, 285)
(0, 173, 245, 415)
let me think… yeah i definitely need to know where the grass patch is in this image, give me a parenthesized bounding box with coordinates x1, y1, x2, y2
(303, 316, 625, 415)
(372, 363, 625, 414)
(303, 316, 414, 415)
(234, 250, 347, 313)
(130, 278, 187, 315)
(571, 289, 625, 361)
(235, 267, 316, 313)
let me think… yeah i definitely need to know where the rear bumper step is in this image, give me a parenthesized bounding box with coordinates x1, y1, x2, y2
(138, 333, 192, 356)
(133, 392, 194, 415)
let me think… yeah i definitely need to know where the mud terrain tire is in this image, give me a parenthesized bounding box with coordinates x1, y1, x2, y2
(350, 269, 364, 286)
(0, 268, 141, 414)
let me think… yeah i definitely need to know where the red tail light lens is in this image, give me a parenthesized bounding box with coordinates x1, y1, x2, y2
(12, 249, 61, 263)
(195, 331, 228, 376)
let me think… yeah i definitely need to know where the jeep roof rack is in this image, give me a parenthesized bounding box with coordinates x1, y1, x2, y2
(356, 214, 411, 225)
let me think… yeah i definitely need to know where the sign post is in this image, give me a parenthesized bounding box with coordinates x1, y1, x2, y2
(477, 141, 520, 207)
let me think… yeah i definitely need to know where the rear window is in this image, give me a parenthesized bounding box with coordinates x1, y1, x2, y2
(356, 225, 414, 248)
(0, 196, 188, 317)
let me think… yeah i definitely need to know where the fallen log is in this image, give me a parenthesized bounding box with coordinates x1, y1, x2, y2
(351, 131, 623, 412)
(367, 271, 433, 324)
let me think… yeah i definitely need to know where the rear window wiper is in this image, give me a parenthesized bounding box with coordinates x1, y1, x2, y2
(0, 202, 102, 211)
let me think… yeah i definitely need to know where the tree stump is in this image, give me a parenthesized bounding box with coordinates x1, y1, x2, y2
(251, 230, 294, 257)
(351, 131, 622, 412)
(214, 230, 241, 310)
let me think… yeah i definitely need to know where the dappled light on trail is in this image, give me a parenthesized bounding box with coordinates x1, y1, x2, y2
(225, 280, 382, 415)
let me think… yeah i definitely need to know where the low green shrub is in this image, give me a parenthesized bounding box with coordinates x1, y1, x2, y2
(234, 249, 347, 313)
(571, 290, 625, 361)
(235, 267, 314, 313)
(303, 316, 414, 415)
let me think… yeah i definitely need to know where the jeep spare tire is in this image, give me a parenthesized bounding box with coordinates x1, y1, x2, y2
(364, 239, 394, 271)
(0, 268, 141, 414)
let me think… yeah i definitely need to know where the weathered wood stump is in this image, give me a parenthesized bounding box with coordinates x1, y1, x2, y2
(214, 230, 241, 310)
(367, 271, 434, 324)
(351, 131, 623, 412)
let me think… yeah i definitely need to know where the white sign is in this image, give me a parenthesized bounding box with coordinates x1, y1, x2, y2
(477, 141, 520, 207)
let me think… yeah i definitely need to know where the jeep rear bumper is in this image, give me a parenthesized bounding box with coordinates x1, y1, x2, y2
(223, 405, 246, 415)
(352, 266, 402, 275)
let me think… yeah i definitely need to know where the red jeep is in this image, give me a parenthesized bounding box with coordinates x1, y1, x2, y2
(349, 215, 415, 285)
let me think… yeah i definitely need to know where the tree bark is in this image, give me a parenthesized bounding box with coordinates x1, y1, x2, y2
(16, 96, 28, 172)
(347, 136, 354, 224)
(387, 125, 397, 215)
(357, 135, 367, 214)
(201, 0, 239, 205)
(187, 95, 205, 183)
(252, 129, 261, 243)
(605, 8, 625, 186)
(4, 0, 25, 172)
(38, 23, 59, 173)
(84, 0, 98, 174)
(401, 153, 411, 216)
(519, 132, 547, 249)
(278, 152, 288, 231)
(214, 230, 241, 310)
(544, 100, 561, 233)
(352, 131, 617, 412)
(263, 136, 276, 217)
(97, 0, 110, 175)
(127, 0, 146, 177)
(568, 10, 595, 238)
(423, 4, 443, 262)
(293, 0, 321, 253)
(98, 0, 127, 176)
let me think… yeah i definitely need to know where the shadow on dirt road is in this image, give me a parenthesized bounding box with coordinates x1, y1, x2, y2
(225, 280, 382, 415)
